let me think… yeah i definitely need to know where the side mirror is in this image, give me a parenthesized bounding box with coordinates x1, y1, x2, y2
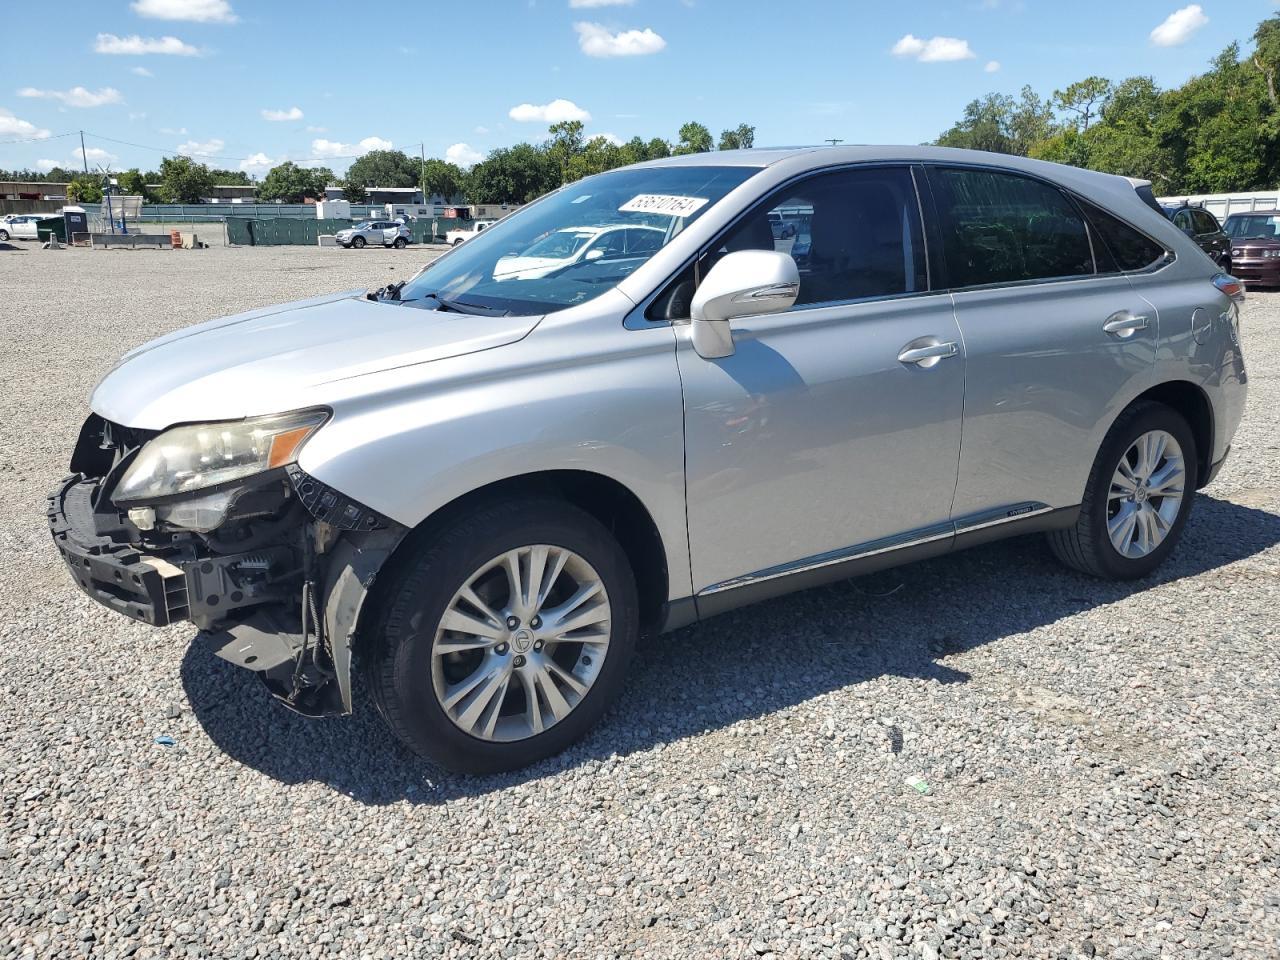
(689, 249, 800, 359)
(584, 248, 605, 261)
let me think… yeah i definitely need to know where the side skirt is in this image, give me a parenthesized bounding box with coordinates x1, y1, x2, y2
(686, 504, 1080, 624)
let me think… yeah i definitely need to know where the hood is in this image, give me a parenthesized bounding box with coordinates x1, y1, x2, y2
(92, 289, 541, 429)
(1231, 236, 1280, 249)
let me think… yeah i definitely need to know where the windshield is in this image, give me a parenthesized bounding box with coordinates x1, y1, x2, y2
(399, 165, 757, 315)
(522, 229, 598, 259)
(1224, 214, 1280, 239)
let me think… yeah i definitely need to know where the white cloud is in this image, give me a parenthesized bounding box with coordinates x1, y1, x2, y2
(569, 0, 633, 6)
(160, 126, 188, 135)
(132, 0, 237, 22)
(0, 109, 51, 139)
(309, 136, 392, 157)
(130, 65, 153, 77)
(18, 86, 124, 108)
(891, 33, 976, 62)
(474, 124, 490, 134)
(305, 125, 326, 133)
(94, 33, 200, 56)
(1150, 5, 1208, 47)
(508, 98, 591, 123)
(261, 106, 303, 122)
(594, 131, 624, 145)
(239, 152, 275, 175)
(35, 159, 59, 172)
(574, 22, 666, 57)
(176, 137, 225, 156)
(984, 60, 1001, 72)
(445, 142, 484, 167)
(75, 145, 119, 166)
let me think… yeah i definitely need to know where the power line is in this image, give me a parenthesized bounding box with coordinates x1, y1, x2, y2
(0, 131, 77, 146)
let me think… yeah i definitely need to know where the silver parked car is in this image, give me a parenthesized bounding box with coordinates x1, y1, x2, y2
(49, 146, 1248, 773)
(0, 214, 45, 242)
(334, 219, 411, 249)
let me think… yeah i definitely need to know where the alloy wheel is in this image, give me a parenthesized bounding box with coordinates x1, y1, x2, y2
(431, 545, 612, 742)
(1106, 429, 1186, 559)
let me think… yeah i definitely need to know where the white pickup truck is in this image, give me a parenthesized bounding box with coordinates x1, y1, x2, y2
(444, 219, 497, 246)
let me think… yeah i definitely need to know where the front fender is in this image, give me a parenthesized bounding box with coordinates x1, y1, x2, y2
(297, 297, 692, 604)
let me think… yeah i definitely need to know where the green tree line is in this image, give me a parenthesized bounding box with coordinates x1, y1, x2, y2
(934, 13, 1280, 194)
(1, 120, 753, 205)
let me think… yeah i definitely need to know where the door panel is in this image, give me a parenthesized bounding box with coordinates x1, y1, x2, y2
(949, 276, 1156, 519)
(677, 294, 965, 593)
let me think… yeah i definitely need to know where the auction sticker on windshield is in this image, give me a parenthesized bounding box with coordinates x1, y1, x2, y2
(619, 194, 710, 217)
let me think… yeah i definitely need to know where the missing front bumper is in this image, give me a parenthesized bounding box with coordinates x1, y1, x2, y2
(48, 471, 406, 718)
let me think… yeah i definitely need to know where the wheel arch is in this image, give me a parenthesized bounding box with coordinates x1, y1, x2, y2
(1126, 379, 1214, 488)
(355, 469, 671, 653)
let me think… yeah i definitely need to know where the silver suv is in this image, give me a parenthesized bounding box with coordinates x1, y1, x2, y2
(334, 219, 411, 249)
(49, 147, 1248, 773)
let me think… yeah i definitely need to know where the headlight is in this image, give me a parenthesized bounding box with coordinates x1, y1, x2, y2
(114, 409, 328, 504)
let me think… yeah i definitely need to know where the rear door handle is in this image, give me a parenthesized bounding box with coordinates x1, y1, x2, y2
(897, 340, 958, 367)
(1102, 312, 1149, 337)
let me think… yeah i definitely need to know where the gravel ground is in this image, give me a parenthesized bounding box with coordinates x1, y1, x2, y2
(1, 244, 1277, 960)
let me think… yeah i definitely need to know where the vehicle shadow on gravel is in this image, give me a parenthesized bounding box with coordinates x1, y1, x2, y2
(180, 493, 1279, 805)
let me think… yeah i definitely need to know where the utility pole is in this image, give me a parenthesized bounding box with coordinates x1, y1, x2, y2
(419, 142, 427, 205)
(824, 138, 843, 146)
(79, 130, 89, 173)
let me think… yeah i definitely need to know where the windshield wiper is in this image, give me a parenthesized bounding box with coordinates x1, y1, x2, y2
(402, 292, 509, 316)
(366, 280, 406, 301)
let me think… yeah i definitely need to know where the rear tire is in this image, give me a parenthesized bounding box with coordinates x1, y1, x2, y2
(364, 498, 639, 774)
(393, 237, 407, 249)
(1048, 401, 1197, 580)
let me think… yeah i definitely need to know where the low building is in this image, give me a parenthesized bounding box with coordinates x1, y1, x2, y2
(143, 183, 259, 203)
(0, 181, 68, 200)
(206, 184, 258, 202)
(326, 185, 425, 204)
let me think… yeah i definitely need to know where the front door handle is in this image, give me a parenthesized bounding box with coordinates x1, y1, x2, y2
(897, 340, 958, 367)
(1102, 312, 1149, 338)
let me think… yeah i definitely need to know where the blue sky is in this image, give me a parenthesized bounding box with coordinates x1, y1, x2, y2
(1, 0, 1276, 178)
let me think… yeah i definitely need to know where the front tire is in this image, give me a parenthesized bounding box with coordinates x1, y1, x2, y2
(365, 499, 639, 773)
(0, 229, 9, 241)
(1048, 401, 1197, 579)
(352, 236, 366, 249)
(452, 238, 463, 246)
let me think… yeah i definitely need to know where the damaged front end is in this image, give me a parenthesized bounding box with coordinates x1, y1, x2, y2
(48, 412, 406, 716)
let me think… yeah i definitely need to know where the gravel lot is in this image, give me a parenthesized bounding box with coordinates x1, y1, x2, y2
(1, 244, 1277, 960)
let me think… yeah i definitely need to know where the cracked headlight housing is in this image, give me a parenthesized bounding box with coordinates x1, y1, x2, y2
(114, 409, 329, 504)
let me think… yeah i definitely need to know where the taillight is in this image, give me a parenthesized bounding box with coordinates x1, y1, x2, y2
(1213, 273, 1245, 304)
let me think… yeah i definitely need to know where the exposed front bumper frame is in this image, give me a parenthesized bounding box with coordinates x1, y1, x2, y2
(48, 471, 406, 717)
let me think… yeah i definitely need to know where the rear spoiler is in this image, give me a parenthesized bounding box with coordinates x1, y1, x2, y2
(1124, 177, 1165, 216)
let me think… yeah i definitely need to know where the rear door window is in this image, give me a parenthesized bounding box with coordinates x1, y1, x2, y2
(929, 167, 1095, 287)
